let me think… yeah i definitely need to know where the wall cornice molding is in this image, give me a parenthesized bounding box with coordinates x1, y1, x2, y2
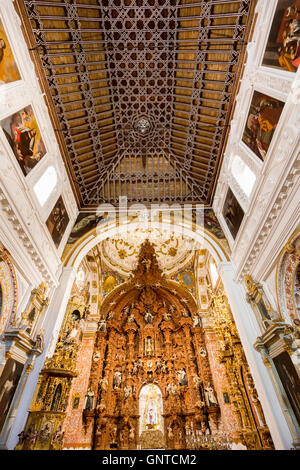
(0, 185, 58, 287)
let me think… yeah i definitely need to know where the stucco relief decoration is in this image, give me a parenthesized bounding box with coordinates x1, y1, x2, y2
(277, 232, 300, 323)
(101, 268, 125, 300)
(100, 228, 195, 276)
(0, 243, 17, 337)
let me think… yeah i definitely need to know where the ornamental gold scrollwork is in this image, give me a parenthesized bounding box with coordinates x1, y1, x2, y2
(208, 282, 274, 450)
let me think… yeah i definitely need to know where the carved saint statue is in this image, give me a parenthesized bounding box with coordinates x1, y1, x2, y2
(167, 425, 174, 440)
(155, 358, 162, 371)
(193, 314, 201, 328)
(98, 318, 106, 332)
(204, 383, 218, 407)
(26, 307, 37, 330)
(162, 311, 172, 321)
(144, 336, 154, 356)
(84, 388, 95, 410)
(193, 375, 202, 389)
(98, 401, 107, 414)
(124, 385, 132, 399)
(52, 425, 64, 446)
(127, 312, 135, 323)
(110, 424, 118, 443)
(16, 430, 27, 449)
(107, 311, 115, 321)
(34, 334, 43, 350)
(95, 423, 102, 436)
(99, 377, 108, 391)
(144, 311, 153, 324)
(132, 361, 139, 375)
(27, 427, 39, 447)
(93, 352, 100, 362)
(199, 347, 207, 357)
(161, 360, 167, 374)
(177, 368, 188, 386)
(113, 371, 122, 389)
(129, 426, 135, 441)
(39, 423, 51, 440)
(142, 258, 152, 271)
(147, 402, 158, 426)
(63, 316, 83, 344)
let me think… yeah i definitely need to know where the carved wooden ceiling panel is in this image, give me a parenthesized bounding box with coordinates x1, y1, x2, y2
(18, 0, 255, 209)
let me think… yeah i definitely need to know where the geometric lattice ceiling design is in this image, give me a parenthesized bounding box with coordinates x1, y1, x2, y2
(19, 0, 255, 209)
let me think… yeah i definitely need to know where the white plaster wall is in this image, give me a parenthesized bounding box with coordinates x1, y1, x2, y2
(213, 0, 300, 288)
(0, 0, 78, 289)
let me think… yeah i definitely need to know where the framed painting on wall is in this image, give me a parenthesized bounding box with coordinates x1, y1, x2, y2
(262, 0, 300, 73)
(242, 91, 285, 161)
(0, 105, 47, 176)
(0, 358, 24, 434)
(0, 17, 21, 86)
(46, 196, 70, 249)
(273, 351, 300, 427)
(222, 187, 245, 240)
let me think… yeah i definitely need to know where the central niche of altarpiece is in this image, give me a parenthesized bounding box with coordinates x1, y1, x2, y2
(84, 240, 219, 450)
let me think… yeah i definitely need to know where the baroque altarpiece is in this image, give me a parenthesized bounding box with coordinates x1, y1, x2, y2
(16, 241, 274, 450)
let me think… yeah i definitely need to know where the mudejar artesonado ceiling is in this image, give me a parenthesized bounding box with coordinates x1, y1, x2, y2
(17, 0, 256, 209)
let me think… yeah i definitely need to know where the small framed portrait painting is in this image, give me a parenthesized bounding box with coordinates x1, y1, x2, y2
(46, 196, 70, 248)
(222, 188, 245, 240)
(0, 105, 47, 176)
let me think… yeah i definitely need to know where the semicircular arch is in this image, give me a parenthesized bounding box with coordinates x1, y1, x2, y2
(63, 220, 230, 272)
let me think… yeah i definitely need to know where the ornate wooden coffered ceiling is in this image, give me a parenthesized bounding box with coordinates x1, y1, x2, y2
(18, 0, 255, 209)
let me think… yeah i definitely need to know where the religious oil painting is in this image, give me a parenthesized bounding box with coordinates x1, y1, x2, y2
(46, 196, 69, 249)
(262, 0, 300, 73)
(0, 358, 24, 434)
(203, 208, 227, 240)
(66, 212, 108, 245)
(0, 105, 47, 176)
(222, 187, 245, 240)
(0, 18, 21, 86)
(273, 351, 300, 427)
(242, 91, 285, 161)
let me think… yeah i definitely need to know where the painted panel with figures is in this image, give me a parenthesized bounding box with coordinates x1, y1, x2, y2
(262, 0, 300, 73)
(242, 91, 285, 161)
(0, 18, 21, 86)
(46, 196, 69, 249)
(0, 105, 47, 176)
